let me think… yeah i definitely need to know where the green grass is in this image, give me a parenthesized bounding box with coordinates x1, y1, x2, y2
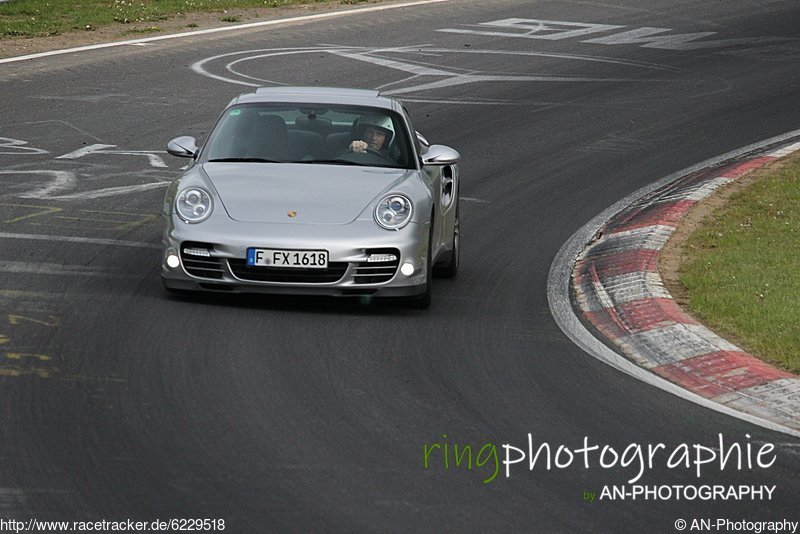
(679, 153, 800, 373)
(0, 0, 350, 38)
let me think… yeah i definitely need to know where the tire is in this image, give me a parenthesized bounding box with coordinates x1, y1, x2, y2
(433, 199, 459, 279)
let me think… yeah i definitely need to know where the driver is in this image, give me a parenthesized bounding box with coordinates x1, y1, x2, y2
(349, 114, 394, 154)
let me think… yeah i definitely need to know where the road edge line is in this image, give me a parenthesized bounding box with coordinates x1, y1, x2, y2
(0, 0, 449, 65)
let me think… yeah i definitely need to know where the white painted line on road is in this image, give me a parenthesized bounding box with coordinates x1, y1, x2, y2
(58, 145, 168, 168)
(0, 0, 449, 65)
(769, 140, 800, 158)
(192, 47, 340, 87)
(0, 137, 49, 155)
(49, 181, 169, 200)
(57, 144, 116, 159)
(327, 49, 453, 76)
(0, 232, 159, 249)
(0, 170, 77, 199)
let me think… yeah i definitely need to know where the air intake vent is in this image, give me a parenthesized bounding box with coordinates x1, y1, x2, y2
(228, 259, 347, 283)
(180, 242, 224, 279)
(353, 248, 400, 284)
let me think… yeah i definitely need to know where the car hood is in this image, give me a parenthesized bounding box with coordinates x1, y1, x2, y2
(201, 163, 414, 224)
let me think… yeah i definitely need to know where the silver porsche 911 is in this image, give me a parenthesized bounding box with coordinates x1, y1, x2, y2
(161, 87, 460, 308)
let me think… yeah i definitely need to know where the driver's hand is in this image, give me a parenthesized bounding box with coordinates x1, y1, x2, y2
(350, 140, 368, 153)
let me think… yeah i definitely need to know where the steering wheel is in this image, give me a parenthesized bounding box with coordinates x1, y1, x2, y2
(363, 147, 385, 157)
(336, 146, 392, 164)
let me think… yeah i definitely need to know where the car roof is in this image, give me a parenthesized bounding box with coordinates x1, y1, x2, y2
(232, 86, 400, 111)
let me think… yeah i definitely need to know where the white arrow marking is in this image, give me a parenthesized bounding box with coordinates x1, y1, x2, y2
(57, 144, 117, 159)
(326, 49, 455, 76)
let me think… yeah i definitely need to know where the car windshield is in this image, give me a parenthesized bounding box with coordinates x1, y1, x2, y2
(201, 103, 416, 169)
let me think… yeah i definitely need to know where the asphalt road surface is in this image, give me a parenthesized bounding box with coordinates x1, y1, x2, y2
(1, 0, 799, 531)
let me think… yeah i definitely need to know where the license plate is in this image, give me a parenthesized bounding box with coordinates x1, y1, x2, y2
(246, 248, 328, 269)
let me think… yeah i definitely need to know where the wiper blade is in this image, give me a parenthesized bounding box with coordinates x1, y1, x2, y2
(295, 159, 364, 166)
(207, 157, 281, 163)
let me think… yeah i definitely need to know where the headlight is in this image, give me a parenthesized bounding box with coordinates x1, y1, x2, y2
(375, 194, 413, 230)
(176, 187, 213, 223)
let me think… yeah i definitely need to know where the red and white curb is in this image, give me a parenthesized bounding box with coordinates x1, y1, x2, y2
(572, 140, 800, 432)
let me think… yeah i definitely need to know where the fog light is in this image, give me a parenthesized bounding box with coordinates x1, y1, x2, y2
(167, 254, 180, 269)
(400, 262, 415, 276)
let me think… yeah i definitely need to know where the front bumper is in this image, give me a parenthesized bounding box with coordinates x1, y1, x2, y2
(161, 215, 429, 298)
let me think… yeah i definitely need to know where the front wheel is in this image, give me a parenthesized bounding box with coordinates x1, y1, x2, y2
(433, 200, 459, 279)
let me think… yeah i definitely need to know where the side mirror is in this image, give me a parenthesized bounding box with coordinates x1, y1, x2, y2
(422, 144, 460, 166)
(167, 136, 198, 158)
